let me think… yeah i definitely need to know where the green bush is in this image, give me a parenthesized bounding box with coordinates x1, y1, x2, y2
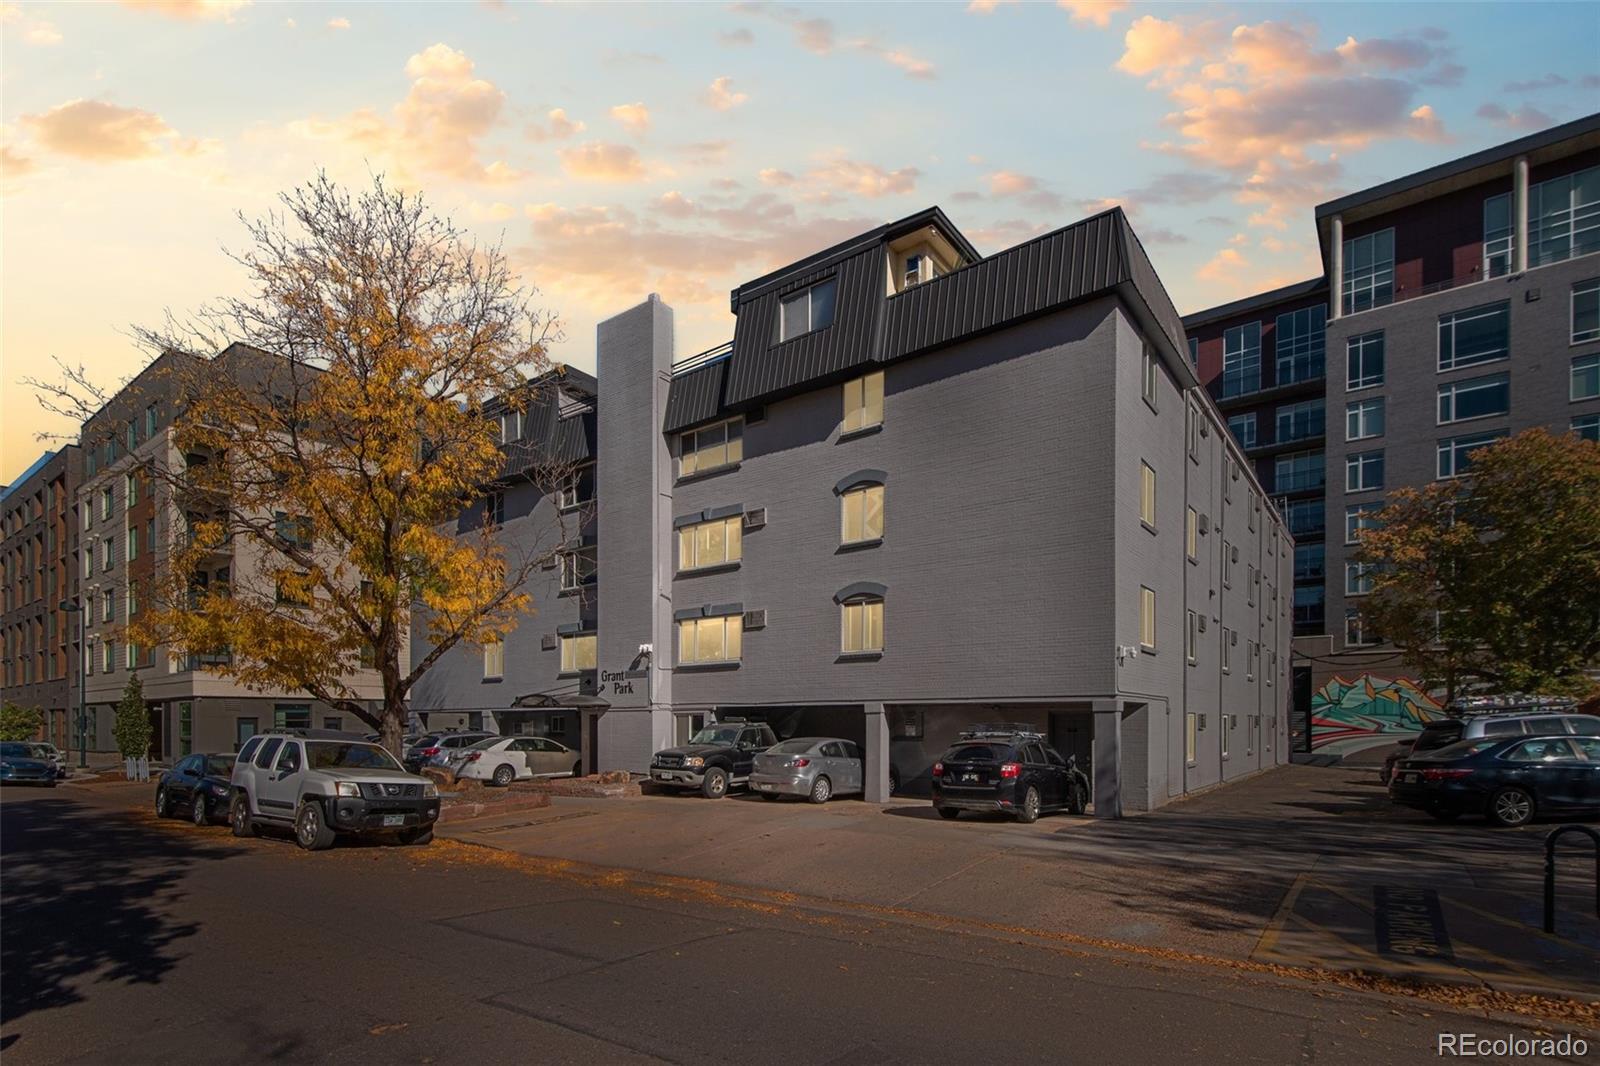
(0, 702, 43, 742)
(113, 672, 152, 759)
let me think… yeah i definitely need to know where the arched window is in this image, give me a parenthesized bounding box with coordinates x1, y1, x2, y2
(835, 582, 887, 655)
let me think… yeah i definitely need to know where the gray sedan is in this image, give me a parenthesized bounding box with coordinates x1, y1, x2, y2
(750, 738, 863, 803)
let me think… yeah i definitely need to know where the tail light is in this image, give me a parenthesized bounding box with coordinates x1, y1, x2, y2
(932, 762, 944, 778)
(420, 747, 440, 757)
(792, 758, 809, 768)
(999, 762, 1020, 779)
(465, 753, 481, 762)
(1421, 768, 1474, 782)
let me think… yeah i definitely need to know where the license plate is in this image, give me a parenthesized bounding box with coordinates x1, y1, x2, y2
(755, 782, 772, 790)
(961, 773, 978, 782)
(382, 814, 405, 827)
(1405, 773, 1419, 784)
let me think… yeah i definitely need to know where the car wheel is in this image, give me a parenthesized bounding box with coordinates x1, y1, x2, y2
(1487, 787, 1535, 828)
(397, 826, 434, 846)
(294, 800, 336, 851)
(809, 775, 832, 804)
(230, 793, 257, 838)
(936, 805, 961, 820)
(701, 767, 728, 799)
(1015, 786, 1041, 824)
(155, 786, 172, 818)
(888, 767, 900, 796)
(1427, 808, 1462, 822)
(571, 761, 582, 779)
(191, 795, 210, 826)
(1068, 781, 1088, 816)
(760, 791, 781, 802)
(491, 763, 515, 787)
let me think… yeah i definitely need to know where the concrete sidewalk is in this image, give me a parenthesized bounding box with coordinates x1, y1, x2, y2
(442, 764, 1600, 1003)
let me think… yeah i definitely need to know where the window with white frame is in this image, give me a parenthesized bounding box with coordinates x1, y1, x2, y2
(842, 371, 885, 434)
(1221, 626, 1232, 673)
(557, 471, 586, 510)
(1345, 560, 1374, 596)
(483, 640, 504, 680)
(1573, 354, 1600, 401)
(1529, 165, 1600, 267)
(1438, 373, 1509, 424)
(560, 548, 595, 592)
(102, 538, 113, 571)
(1186, 506, 1199, 562)
(1139, 586, 1156, 650)
(1141, 345, 1159, 410)
(677, 614, 741, 665)
(1438, 302, 1510, 371)
(1221, 322, 1261, 398)
(1139, 462, 1156, 529)
(1347, 331, 1385, 390)
(1437, 430, 1507, 479)
(486, 491, 505, 526)
(1345, 502, 1383, 544)
(1248, 564, 1257, 605)
(1247, 641, 1257, 682)
(1345, 607, 1378, 648)
(1187, 337, 1199, 366)
(102, 640, 114, 673)
(1222, 540, 1233, 586)
(678, 515, 742, 571)
(1346, 450, 1384, 493)
(840, 483, 885, 544)
(102, 588, 114, 621)
(1276, 305, 1327, 385)
(1482, 192, 1514, 278)
(559, 632, 598, 672)
(1275, 399, 1324, 443)
(1574, 279, 1600, 345)
(125, 471, 138, 507)
(1185, 610, 1198, 665)
(840, 596, 884, 654)
(1346, 397, 1385, 441)
(100, 487, 113, 520)
(1573, 413, 1600, 442)
(778, 278, 837, 342)
(678, 418, 743, 478)
(499, 409, 523, 444)
(1227, 413, 1257, 449)
(1342, 228, 1394, 314)
(1185, 712, 1197, 765)
(126, 525, 137, 562)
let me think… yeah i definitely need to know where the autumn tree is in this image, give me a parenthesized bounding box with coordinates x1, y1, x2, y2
(0, 703, 43, 743)
(32, 174, 573, 754)
(1352, 428, 1600, 700)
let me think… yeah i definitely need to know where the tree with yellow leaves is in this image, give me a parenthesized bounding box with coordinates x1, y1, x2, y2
(34, 174, 573, 754)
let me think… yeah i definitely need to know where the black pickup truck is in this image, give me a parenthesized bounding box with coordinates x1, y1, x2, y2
(649, 720, 779, 798)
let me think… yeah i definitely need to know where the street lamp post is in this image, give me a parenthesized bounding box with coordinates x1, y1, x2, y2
(59, 599, 87, 769)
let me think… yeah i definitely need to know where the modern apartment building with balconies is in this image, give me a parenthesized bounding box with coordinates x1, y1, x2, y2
(1185, 113, 1600, 749)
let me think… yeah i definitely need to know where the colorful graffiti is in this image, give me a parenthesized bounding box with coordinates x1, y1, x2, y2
(1310, 674, 1444, 751)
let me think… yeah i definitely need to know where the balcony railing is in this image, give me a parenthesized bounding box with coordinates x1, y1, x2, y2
(671, 341, 733, 376)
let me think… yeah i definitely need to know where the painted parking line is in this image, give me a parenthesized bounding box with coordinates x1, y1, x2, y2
(1253, 871, 1309, 957)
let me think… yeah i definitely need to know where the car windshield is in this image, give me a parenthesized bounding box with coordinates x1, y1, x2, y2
(770, 740, 816, 754)
(1412, 726, 1462, 752)
(689, 727, 743, 746)
(203, 756, 237, 776)
(1422, 738, 1500, 760)
(1, 743, 35, 758)
(943, 743, 1010, 761)
(307, 742, 404, 772)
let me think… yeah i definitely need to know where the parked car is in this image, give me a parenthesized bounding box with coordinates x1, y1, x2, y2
(454, 736, 583, 785)
(931, 726, 1089, 823)
(404, 730, 495, 773)
(751, 737, 872, 803)
(155, 753, 238, 825)
(0, 742, 56, 787)
(1388, 734, 1600, 826)
(1409, 711, 1600, 756)
(649, 720, 779, 798)
(231, 729, 440, 850)
(28, 743, 68, 779)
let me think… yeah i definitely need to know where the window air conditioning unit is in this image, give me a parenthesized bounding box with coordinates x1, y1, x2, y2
(1231, 546, 1240, 563)
(541, 634, 557, 651)
(743, 609, 767, 630)
(743, 508, 767, 531)
(541, 557, 557, 571)
(1198, 514, 1210, 534)
(1198, 714, 1208, 730)
(1198, 616, 1207, 633)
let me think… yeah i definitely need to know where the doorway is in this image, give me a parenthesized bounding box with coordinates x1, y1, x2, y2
(1049, 711, 1092, 782)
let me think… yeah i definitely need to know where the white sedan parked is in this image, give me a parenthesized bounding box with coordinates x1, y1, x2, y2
(455, 736, 583, 786)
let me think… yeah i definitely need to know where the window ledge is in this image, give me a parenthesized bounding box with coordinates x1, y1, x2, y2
(837, 424, 883, 444)
(676, 462, 741, 485)
(836, 538, 882, 554)
(836, 651, 883, 662)
(1139, 646, 1158, 656)
(675, 660, 741, 672)
(482, 677, 503, 684)
(675, 561, 741, 579)
(1141, 521, 1157, 536)
(555, 670, 596, 680)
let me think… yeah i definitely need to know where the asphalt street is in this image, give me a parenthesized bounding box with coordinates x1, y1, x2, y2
(0, 785, 1591, 1065)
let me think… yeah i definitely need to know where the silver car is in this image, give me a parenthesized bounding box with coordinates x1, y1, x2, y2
(750, 738, 864, 803)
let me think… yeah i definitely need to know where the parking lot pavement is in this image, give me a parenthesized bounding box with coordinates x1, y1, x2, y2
(443, 765, 1600, 1002)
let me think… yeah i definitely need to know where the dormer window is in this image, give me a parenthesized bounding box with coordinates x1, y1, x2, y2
(902, 253, 925, 289)
(778, 279, 837, 342)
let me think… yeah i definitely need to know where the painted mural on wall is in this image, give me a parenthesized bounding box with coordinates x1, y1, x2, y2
(1310, 674, 1444, 750)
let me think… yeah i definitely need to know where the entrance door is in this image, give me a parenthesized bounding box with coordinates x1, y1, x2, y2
(1049, 712, 1092, 783)
(586, 713, 601, 775)
(147, 702, 164, 760)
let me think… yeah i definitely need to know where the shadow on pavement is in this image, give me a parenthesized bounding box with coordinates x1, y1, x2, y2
(0, 791, 237, 1025)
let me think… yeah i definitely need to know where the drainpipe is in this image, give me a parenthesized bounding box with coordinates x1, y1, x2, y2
(1513, 155, 1530, 274)
(1329, 215, 1344, 321)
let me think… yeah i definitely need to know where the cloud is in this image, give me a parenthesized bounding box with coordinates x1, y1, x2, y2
(1117, 16, 1222, 77)
(2, 144, 37, 189)
(674, 140, 732, 166)
(1197, 246, 1249, 282)
(758, 168, 796, 186)
(1476, 103, 1556, 132)
(609, 102, 651, 134)
(3, 5, 63, 44)
(1124, 170, 1234, 204)
(1583, 75, 1600, 90)
(966, 0, 1014, 11)
(527, 107, 584, 141)
(1057, 1, 1128, 28)
(558, 141, 647, 182)
(327, 16, 349, 29)
(116, 0, 249, 20)
(20, 99, 182, 161)
(966, 217, 1050, 250)
(984, 169, 1063, 210)
(1139, 227, 1189, 245)
(1503, 74, 1566, 93)
(704, 76, 749, 111)
(600, 49, 665, 66)
(718, 27, 754, 45)
(733, 4, 936, 79)
(806, 156, 919, 198)
(291, 43, 517, 184)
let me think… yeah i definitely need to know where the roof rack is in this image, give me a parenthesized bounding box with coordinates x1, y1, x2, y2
(260, 728, 372, 740)
(959, 723, 1044, 740)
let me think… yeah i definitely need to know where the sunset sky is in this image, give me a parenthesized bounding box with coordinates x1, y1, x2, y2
(3, 0, 1597, 482)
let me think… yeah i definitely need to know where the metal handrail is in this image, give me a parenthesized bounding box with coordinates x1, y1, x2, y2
(1543, 823, 1600, 934)
(671, 341, 733, 376)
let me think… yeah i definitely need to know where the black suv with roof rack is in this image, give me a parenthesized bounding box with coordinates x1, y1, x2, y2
(649, 718, 779, 799)
(931, 724, 1090, 823)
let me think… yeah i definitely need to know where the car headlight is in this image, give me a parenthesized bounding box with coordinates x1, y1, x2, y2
(423, 782, 439, 798)
(683, 756, 704, 768)
(335, 782, 362, 798)
(210, 783, 230, 796)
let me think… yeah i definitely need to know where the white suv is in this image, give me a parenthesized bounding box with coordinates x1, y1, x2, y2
(231, 730, 441, 851)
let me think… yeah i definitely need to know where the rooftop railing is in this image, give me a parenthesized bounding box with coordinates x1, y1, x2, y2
(671, 341, 733, 376)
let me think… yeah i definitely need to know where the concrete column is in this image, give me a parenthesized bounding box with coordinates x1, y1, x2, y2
(863, 702, 891, 803)
(1091, 698, 1122, 819)
(1513, 155, 1530, 274)
(1328, 214, 1344, 321)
